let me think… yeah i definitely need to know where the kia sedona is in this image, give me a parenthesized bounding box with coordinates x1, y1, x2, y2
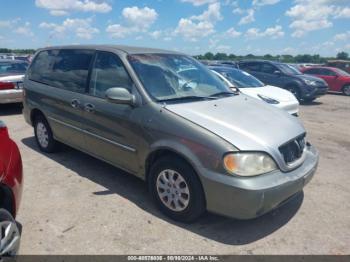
(23, 45, 318, 222)
(238, 60, 328, 102)
(210, 66, 299, 116)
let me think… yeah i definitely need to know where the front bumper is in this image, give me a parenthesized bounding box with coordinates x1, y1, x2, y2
(275, 100, 299, 115)
(0, 89, 23, 104)
(199, 145, 319, 219)
(303, 85, 328, 99)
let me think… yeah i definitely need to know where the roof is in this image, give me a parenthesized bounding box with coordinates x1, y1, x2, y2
(209, 65, 240, 72)
(37, 45, 183, 55)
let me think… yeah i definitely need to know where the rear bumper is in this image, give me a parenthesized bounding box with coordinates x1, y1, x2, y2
(0, 89, 23, 104)
(199, 145, 318, 219)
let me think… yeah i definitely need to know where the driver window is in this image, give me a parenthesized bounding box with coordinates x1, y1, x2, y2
(89, 52, 133, 98)
(261, 63, 277, 74)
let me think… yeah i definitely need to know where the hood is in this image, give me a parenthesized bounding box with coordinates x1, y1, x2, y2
(241, 85, 298, 102)
(165, 94, 305, 154)
(297, 74, 327, 85)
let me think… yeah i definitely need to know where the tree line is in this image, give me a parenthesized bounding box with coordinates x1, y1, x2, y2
(1, 48, 349, 63)
(194, 51, 349, 63)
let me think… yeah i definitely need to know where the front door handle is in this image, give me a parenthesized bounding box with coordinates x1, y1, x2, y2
(84, 103, 95, 113)
(71, 99, 80, 109)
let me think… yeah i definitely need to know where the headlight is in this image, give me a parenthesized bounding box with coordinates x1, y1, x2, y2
(304, 79, 317, 86)
(257, 94, 280, 104)
(223, 152, 277, 177)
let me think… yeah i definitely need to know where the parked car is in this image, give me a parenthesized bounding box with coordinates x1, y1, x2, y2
(301, 66, 350, 96)
(210, 66, 299, 115)
(23, 45, 318, 222)
(238, 60, 329, 102)
(0, 60, 28, 104)
(0, 121, 23, 256)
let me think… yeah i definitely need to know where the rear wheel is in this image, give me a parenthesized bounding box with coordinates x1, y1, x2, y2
(343, 85, 350, 96)
(148, 156, 206, 223)
(34, 115, 57, 153)
(0, 209, 20, 256)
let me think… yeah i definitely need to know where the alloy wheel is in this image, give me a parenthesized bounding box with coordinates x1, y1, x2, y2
(0, 220, 20, 256)
(36, 122, 49, 148)
(156, 169, 190, 212)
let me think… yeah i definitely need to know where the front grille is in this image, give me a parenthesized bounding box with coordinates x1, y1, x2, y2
(279, 134, 306, 164)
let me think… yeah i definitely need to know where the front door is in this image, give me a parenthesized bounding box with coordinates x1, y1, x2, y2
(81, 51, 140, 174)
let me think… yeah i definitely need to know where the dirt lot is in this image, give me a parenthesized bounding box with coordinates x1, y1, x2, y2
(1, 94, 349, 255)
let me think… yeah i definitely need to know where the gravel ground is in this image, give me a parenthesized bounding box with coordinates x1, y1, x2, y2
(1, 93, 349, 255)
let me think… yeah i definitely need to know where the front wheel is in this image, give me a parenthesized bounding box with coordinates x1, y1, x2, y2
(148, 156, 206, 223)
(0, 209, 20, 256)
(343, 85, 350, 96)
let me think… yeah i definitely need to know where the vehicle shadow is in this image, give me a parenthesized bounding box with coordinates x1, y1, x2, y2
(300, 100, 322, 106)
(21, 136, 303, 245)
(0, 103, 22, 116)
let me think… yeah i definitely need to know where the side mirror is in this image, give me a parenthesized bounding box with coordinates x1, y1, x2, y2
(105, 87, 135, 106)
(274, 70, 281, 75)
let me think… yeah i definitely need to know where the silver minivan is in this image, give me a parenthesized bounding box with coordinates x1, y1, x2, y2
(23, 45, 319, 222)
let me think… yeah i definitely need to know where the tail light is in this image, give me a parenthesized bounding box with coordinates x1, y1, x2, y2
(0, 121, 9, 138)
(0, 81, 15, 90)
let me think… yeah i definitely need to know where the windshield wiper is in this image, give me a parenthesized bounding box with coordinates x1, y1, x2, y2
(158, 96, 216, 103)
(208, 91, 238, 98)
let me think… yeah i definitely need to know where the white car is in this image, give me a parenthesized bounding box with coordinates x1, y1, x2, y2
(210, 66, 299, 115)
(0, 60, 27, 104)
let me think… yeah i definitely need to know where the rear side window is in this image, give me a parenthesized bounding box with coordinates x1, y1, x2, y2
(304, 68, 320, 75)
(261, 63, 277, 74)
(89, 51, 133, 98)
(319, 68, 337, 76)
(29, 49, 94, 93)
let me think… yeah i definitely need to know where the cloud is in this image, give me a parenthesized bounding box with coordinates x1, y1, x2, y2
(238, 9, 255, 25)
(226, 27, 241, 38)
(180, 0, 217, 6)
(245, 25, 284, 39)
(334, 31, 350, 41)
(106, 6, 158, 39)
(286, 0, 350, 37)
(35, 0, 112, 15)
(15, 22, 34, 37)
(175, 19, 215, 41)
(190, 2, 222, 22)
(175, 3, 221, 41)
(40, 18, 99, 39)
(122, 6, 158, 31)
(252, 0, 280, 6)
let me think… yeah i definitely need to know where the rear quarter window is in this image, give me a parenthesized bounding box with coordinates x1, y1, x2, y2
(29, 49, 94, 93)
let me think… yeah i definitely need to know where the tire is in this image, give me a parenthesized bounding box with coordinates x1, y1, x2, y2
(343, 84, 350, 96)
(148, 156, 206, 223)
(34, 115, 57, 153)
(303, 97, 316, 103)
(285, 86, 301, 101)
(0, 209, 20, 256)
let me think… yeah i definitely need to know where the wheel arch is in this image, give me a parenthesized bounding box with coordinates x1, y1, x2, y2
(30, 108, 47, 126)
(0, 184, 15, 217)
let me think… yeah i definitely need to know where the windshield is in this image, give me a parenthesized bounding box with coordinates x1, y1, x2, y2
(278, 64, 302, 75)
(128, 54, 234, 102)
(335, 68, 350, 77)
(0, 62, 28, 74)
(213, 68, 264, 88)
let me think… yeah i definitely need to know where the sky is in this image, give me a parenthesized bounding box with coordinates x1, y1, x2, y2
(0, 0, 349, 56)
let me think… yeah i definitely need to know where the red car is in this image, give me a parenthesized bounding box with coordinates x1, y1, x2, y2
(0, 120, 23, 256)
(301, 66, 350, 96)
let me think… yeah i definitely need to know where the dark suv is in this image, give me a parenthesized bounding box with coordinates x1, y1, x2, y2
(238, 60, 328, 102)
